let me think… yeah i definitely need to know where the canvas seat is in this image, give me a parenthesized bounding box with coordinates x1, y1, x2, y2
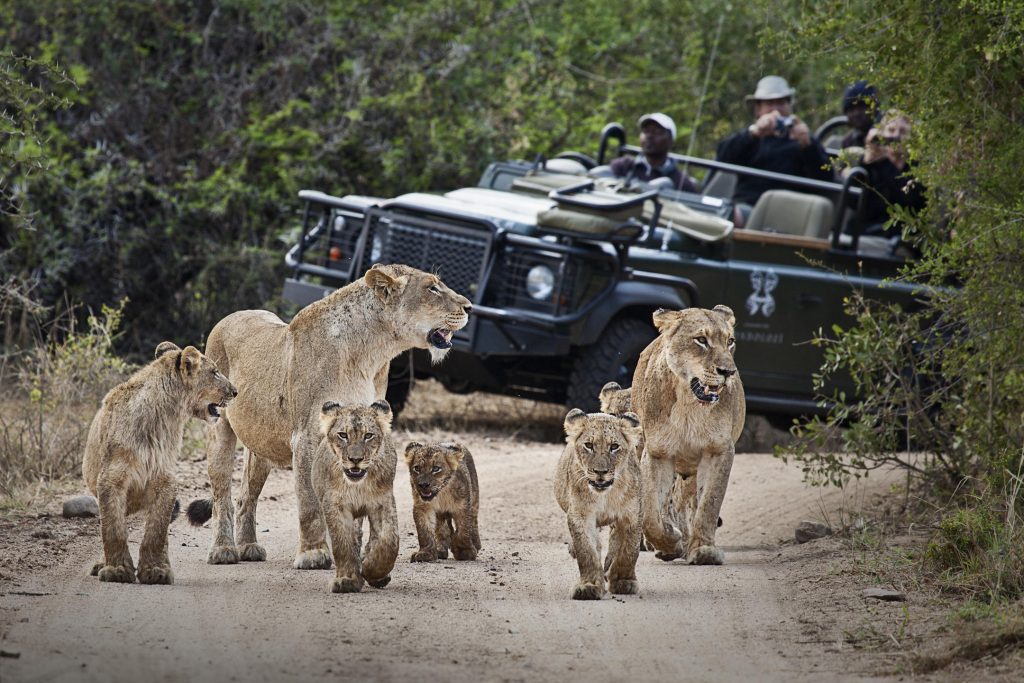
(745, 189, 834, 239)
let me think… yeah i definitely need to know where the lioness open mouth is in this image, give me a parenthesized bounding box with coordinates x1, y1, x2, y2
(588, 479, 614, 491)
(690, 378, 722, 405)
(418, 490, 438, 501)
(344, 468, 367, 481)
(428, 328, 454, 349)
(207, 402, 227, 419)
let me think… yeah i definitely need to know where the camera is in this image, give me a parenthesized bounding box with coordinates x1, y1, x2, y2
(774, 115, 795, 136)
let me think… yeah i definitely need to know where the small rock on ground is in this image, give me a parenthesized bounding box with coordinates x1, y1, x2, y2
(62, 495, 99, 518)
(861, 587, 907, 602)
(794, 520, 832, 544)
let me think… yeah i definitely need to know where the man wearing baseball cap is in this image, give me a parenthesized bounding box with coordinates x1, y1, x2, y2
(609, 113, 698, 192)
(716, 75, 832, 226)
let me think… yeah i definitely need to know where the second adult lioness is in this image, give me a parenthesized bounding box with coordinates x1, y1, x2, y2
(554, 409, 643, 600)
(404, 441, 481, 563)
(632, 305, 744, 566)
(187, 263, 471, 568)
(314, 401, 399, 593)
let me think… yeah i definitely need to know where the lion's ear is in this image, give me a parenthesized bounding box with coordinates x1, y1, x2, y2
(563, 408, 587, 438)
(179, 346, 203, 378)
(619, 412, 641, 430)
(319, 402, 342, 436)
(442, 443, 466, 471)
(712, 304, 736, 328)
(653, 308, 683, 332)
(600, 381, 622, 399)
(155, 341, 180, 359)
(403, 441, 423, 466)
(370, 400, 392, 431)
(364, 265, 404, 303)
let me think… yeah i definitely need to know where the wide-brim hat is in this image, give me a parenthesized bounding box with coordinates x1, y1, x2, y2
(744, 75, 796, 102)
(637, 112, 676, 140)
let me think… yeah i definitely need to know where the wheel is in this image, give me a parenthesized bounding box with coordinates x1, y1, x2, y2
(566, 317, 658, 413)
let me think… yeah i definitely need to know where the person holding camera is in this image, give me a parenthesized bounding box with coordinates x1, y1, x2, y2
(716, 75, 832, 227)
(852, 110, 925, 237)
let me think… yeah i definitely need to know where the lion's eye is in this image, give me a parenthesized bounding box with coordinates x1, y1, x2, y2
(337, 432, 348, 441)
(364, 433, 375, 441)
(583, 442, 594, 451)
(728, 337, 736, 348)
(431, 465, 442, 474)
(412, 465, 420, 473)
(609, 443, 620, 452)
(694, 336, 709, 348)
(428, 285, 441, 295)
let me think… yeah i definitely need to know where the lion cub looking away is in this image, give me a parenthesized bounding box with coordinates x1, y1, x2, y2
(314, 400, 400, 593)
(83, 342, 236, 584)
(404, 442, 481, 562)
(554, 409, 643, 600)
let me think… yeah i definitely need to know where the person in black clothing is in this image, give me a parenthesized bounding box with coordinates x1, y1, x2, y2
(839, 80, 880, 150)
(609, 113, 698, 192)
(716, 76, 832, 227)
(853, 111, 925, 238)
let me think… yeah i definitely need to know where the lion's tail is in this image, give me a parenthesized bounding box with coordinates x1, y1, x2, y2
(186, 498, 214, 527)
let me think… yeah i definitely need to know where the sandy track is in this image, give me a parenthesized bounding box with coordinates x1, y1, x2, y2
(0, 439, 900, 683)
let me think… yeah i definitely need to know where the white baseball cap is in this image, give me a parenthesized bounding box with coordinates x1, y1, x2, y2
(638, 112, 676, 140)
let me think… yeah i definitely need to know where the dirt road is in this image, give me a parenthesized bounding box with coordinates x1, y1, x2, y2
(0, 435, 901, 683)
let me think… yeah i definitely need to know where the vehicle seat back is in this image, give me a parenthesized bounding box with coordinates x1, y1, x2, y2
(745, 189, 834, 239)
(544, 158, 588, 175)
(702, 170, 737, 200)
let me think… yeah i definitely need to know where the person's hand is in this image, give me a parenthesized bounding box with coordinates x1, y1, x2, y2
(863, 127, 886, 164)
(789, 116, 811, 148)
(748, 111, 779, 138)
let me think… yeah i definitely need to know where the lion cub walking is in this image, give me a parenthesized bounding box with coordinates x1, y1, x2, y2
(404, 442, 481, 562)
(83, 342, 236, 584)
(314, 401, 400, 593)
(554, 409, 643, 600)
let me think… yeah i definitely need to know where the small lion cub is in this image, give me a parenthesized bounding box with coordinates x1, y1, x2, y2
(403, 442, 481, 563)
(554, 408, 643, 600)
(83, 342, 236, 584)
(314, 401, 400, 593)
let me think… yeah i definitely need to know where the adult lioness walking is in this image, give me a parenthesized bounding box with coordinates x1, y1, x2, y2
(188, 264, 471, 568)
(632, 306, 744, 565)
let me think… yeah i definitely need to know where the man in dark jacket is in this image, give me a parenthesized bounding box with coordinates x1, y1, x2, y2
(839, 80, 880, 149)
(716, 75, 832, 226)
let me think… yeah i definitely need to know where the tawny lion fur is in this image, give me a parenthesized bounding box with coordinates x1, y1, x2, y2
(554, 409, 643, 600)
(83, 342, 235, 584)
(631, 305, 745, 566)
(190, 264, 470, 569)
(313, 401, 399, 593)
(404, 442, 481, 563)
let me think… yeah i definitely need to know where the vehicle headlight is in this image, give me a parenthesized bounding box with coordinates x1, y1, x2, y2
(370, 233, 385, 262)
(526, 264, 555, 301)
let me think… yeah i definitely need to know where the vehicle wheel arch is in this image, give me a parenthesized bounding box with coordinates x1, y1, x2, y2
(575, 281, 690, 347)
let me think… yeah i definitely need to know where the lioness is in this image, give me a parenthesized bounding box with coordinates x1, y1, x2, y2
(403, 441, 481, 563)
(83, 342, 236, 584)
(554, 408, 643, 600)
(314, 401, 399, 593)
(632, 305, 745, 565)
(187, 264, 470, 568)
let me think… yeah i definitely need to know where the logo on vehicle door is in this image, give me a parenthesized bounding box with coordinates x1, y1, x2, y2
(746, 269, 778, 317)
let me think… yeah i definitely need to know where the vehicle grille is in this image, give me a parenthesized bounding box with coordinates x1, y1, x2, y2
(491, 249, 579, 314)
(357, 214, 490, 302)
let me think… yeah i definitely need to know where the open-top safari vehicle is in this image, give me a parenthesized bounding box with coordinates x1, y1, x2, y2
(282, 122, 921, 417)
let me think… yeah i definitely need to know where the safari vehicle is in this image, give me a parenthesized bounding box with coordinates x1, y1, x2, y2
(282, 123, 921, 417)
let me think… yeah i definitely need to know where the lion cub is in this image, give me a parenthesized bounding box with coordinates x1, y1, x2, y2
(314, 400, 400, 593)
(403, 442, 481, 562)
(83, 342, 236, 584)
(554, 409, 643, 600)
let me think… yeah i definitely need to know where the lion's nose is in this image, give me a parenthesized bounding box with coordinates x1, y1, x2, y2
(717, 367, 736, 378)
(463, 302, 472, 314)
(349, 454, 363, 464)
(230, 386, 239, 398)
(592, 468, 609, 477)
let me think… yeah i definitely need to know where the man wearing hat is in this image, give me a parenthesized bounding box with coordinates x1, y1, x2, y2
(716, 75, 832, 227)
(610, 113, 698, 192)
(840, 80, 880, 149)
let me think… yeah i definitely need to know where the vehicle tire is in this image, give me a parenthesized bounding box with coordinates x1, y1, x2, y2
(566, 317, 658, 413)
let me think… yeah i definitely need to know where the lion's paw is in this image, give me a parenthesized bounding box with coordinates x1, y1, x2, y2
(366, 574, 391, 589)
(207, 545, 240, 565)
(329, 576, 363, 593)
(452, 546, 477, 561)
(137, 565, 175, 585)
(571, 582, 605, 601)
(654, 550, 683, 562)
(90, 561, 104, 576)
(238, 543, 267, 562)
(410, 549, 436, 563)
(293, 547, 332, 570)
(98, 564, 136, 583)
(689, 545, 725, 565)
(609, 578, 639, 595)
(436, 548, 449, 560)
